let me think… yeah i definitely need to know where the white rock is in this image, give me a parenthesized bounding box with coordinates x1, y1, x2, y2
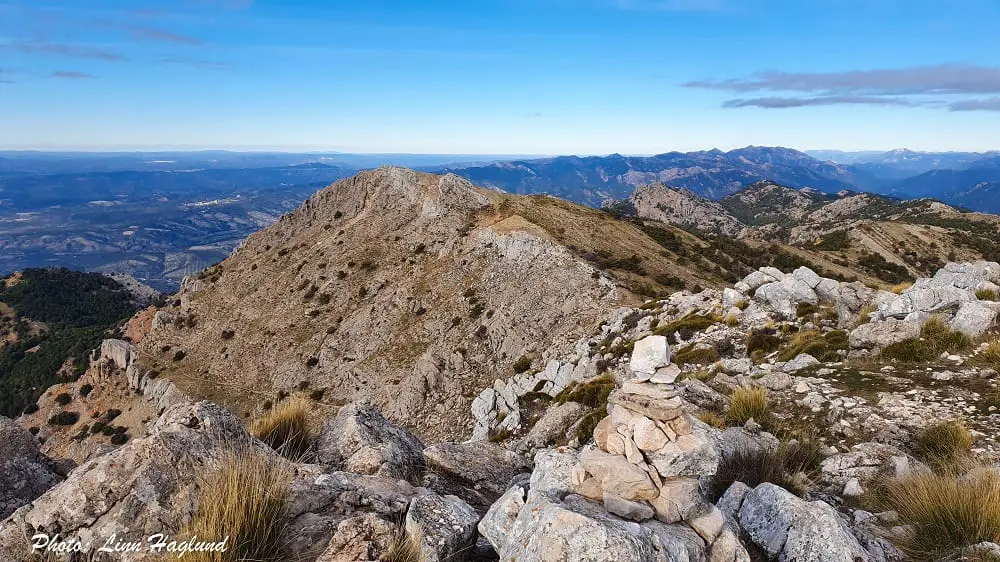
(629, 335, 671, 378)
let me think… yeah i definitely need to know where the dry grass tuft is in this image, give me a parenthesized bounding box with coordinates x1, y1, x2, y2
(708, 439, 824, 501)
(978, 338, 1000, 371)
(976, 289, 999, 302)
(696, 411, 725, 429)
(891, 282, 913, 294)
(725, 387, 769, 427)
(385, 520, 425, 562)
(250, 399, 312, 459)
(882, 316, 972, 363)
(183, 449, 292, 562)
(913, 420, 973, 470)
(884, 468, 1000, 561)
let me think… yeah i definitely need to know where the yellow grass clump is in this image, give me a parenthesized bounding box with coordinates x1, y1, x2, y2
(250, 399, 312, 459)
(885, 468, 1000, 561)
(725, 387, 769, 427)
(183, 449, 292, 562)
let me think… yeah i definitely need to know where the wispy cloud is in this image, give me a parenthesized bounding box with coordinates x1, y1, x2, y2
(100, 21, 203, 45)
(686, 64, 1000, 111)
(685, 64, 1000, 95)
(949, 97, 1000, 112)
(723, 96, 922, 108)
(51, 70, 96, 79)
(2, 41, 126, 61)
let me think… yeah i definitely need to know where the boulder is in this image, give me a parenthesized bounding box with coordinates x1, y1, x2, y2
(646, 420, 720, 479)
(315, 402, 425, 482)
(317, 513, 396, 562)
(722, 288, 747, 309)
(879, 286, 972, 319)
(754, 277, 818, 319)
(424, 441, 530, 503)
(629, 335, 671, 379)
(519, 401, 590, 451)
(820, 442, 924, 489)
(849, 319, 921, 350)
(951, 301, 998, 336)
(0, 416, 63, 520)
(782, 354, 820, 372)
(738, 483, 870, 561)
(100, 339, 138, 370)
(0, 401, 263, 559)
(792, 267, 823, 289)
(405, 492, 480, 562)
(740, 270, 781, 292)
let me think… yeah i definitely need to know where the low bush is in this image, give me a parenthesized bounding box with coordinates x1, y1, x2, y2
(882, 317, 972, 362)
(250, 399, 312, 460)
(172, 350, 187, 361)
(654, 313, 717, 339)
(977, 289, 999, 302)
(512, 356, 532, 374)
(54, 392, 72, 406)
(725, 387, 769, 427)
(79, 384, 93, 397)
(708, 440, 822, 501)
(979, 338, 1000, 371)
(777, 329, 848, 362)
(883, 468, 1000, 561)
(746, 329, 782, 354)
(795, 303, 820, 318)
(48, 411, 79, 425)
(182, 449, 292, 562)
(912, 420, 973, 470)
(674, 345, 720, 366)
(110, 433, 129, 445)
(553, 374, 614, 408)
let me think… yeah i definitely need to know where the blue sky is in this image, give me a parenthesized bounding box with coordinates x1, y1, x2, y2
(1, 0, 999, 153)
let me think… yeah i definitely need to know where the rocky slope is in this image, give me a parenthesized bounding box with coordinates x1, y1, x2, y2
(629, 183, 744, 236)
(3, 259, 999, 561)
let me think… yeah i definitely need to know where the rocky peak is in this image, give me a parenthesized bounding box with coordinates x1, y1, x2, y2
(630, 183, 744, 236)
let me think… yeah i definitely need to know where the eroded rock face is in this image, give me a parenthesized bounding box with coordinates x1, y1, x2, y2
(405, 492, 480, 562)
(849, 319, 921, 350)
(315, 402, 425, 482)
(0, 401, 260, 560)
(0, 416, 63, 520)
(737, 483, 870, 562)
(423, 441, 531, 510)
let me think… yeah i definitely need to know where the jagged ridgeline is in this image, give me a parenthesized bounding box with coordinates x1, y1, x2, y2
(0, 268, 140, 416)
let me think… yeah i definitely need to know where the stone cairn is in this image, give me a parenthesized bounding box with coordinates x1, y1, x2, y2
(570, 335, 744, 558)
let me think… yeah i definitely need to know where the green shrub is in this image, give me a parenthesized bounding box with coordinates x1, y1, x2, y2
(913, 420, 973, 470)
(726, 387, 769, 427)
(976, 289, 999, 302)
(574, 409, 606, 443)
(54, 392, 72, 406)
(110, 433, 129, 445)
(512, 356, 532, 374)
(309, 389, 324, 401)
(305, 357, 319, 368)
(90, 421, 106, 434)
(882, 317, 972, 362)
(172, 350, 187, 361)
(553, 374, 615, 408)
(746, 330, 782, 356)
(79, 384, 93, 397)
(674, 345, 720, 366)
(795, 303, 820, 317)
(48, 411, 79, 425)
(654, 313, 717, 339)
(814, 230, 850, 251)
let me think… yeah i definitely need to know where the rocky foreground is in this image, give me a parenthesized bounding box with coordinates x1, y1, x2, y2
(2, 259, 1000, 561)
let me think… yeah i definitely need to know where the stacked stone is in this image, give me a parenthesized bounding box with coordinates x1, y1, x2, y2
(569, 335, 747, 561)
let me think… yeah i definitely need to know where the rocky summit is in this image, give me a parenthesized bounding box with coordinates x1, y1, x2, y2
(3, 168, 1000, 562)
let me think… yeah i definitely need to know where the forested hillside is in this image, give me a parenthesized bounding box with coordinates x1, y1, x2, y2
(0, 268, 139, 417)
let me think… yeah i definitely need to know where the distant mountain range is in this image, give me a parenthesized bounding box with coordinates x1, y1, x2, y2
(437, 147, 1000, 214)
(1, 147, 999, 289)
